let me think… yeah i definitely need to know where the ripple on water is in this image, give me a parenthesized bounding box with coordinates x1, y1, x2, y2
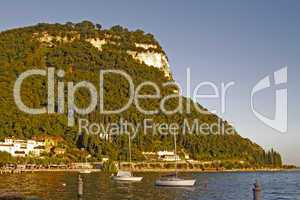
(0, 171, 299, 200)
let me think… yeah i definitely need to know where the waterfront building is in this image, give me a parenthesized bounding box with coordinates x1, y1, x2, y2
(157, 151, 181, 161)
(0, 138, 45, 157)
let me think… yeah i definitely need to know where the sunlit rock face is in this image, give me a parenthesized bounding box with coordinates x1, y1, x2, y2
(86, 38, 171, 78)
(127, 50, 171, 78)
(86, 41, 172, 78)
(135, 43, 158, 50)
(36, 32, 79, 46)
(85, 38, 107, 51)
(36, 33, 172, 78)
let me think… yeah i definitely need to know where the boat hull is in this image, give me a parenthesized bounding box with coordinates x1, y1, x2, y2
(112, 176, 143, 182)
(80, 170, 92, 174)
(155, 179, 196, 187)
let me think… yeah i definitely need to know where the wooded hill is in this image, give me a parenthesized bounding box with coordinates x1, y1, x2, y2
(0, 21, 282, 168)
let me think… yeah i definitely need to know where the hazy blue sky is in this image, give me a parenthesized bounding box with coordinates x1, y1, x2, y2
(1, 0, 299, 165)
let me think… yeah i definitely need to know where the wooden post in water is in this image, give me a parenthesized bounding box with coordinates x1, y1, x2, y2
(253, 180, 261, 200)
(78, 174, 83, 198)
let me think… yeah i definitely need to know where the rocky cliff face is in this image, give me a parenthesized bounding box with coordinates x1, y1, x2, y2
(127, 44, 171, 78)
(36, 30, 172, 78)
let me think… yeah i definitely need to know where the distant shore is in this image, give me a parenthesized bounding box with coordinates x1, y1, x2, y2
(0, 168, 292, 174)
(130, 166, 295, 173)
(131, 168, 286, 173)
(1, 161, 296, 174)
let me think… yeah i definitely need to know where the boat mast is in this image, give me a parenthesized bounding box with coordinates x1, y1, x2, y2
(174, 132, 177, 177)
(128, 132, 132, 172)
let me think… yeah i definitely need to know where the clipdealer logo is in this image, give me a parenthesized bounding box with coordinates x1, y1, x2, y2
(12, 67, 235, 134)
(251, 67, 288, 133)
(12, 66, 288, 134)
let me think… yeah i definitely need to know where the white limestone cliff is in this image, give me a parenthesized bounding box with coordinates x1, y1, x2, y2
(36, 33, 172, 78)
(85, 38, 107, 51)
(127, 50, 171, 78)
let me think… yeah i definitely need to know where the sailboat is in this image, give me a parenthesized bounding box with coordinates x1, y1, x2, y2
(112, 132, 143, 182)
(155, 133, 196, 187)
(80, 169, 92, 174)
(80, 155, 92, 174)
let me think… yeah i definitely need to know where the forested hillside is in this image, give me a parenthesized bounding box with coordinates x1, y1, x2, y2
(0, 21, 282, 167)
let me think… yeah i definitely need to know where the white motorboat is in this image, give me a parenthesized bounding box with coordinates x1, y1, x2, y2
(112, 171, 143, 182)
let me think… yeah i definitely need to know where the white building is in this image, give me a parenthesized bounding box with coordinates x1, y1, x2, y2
(157, 151, 175, 157)
(0, 138, 45, 157)
(157, 151, 181, 162)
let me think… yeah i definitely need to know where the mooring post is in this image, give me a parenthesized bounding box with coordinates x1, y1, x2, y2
(253, 180, 261, 200)
(78, 174, 83, 198)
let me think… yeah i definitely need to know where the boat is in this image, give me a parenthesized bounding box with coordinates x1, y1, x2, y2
(112, 171, 143, 182)
(80, 155, 92, 174)
(112, 132, 143, 182)
(80, 169, 92, 174)
(155, 133, 196, 187)
(155, 176, 196, 187)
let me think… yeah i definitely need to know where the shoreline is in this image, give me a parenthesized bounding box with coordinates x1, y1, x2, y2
(132, 168, 286, 173)
(0, 168, 292, 174)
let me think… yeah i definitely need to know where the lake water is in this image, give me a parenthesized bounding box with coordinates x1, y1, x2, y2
(0, 171, 299, 200)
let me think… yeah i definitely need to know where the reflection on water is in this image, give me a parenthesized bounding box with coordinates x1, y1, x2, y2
(0, 171, 300, 200)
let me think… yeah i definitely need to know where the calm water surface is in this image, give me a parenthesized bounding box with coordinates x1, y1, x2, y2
(0, 171, 299, 200)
